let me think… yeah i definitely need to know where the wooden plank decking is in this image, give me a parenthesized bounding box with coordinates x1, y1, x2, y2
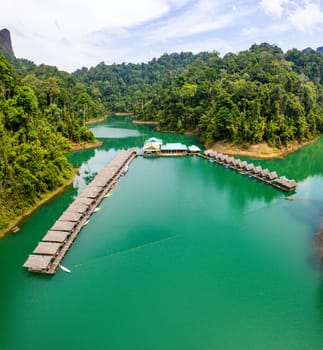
(23, 148, 138, 274)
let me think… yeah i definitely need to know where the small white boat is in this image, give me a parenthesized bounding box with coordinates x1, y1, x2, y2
(104, 193, 112, 198)
(83, 219, 90, 226)
(122, 165, 129, 175)
(11, 226, 20, 233)
(94, 207, 101, 212)
(59, 264, 71, 273)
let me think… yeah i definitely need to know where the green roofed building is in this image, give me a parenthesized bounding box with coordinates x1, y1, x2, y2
(143, 138, 163, 155)
(144, 137, 163, 145)
(161, 143, 188, 155)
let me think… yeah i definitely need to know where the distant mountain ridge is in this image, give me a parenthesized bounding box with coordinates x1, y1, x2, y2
(0, 28, 14, 57)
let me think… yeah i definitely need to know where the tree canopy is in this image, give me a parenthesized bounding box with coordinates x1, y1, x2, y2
(1, 42, 323, 231)
(0, 53, 103, 230)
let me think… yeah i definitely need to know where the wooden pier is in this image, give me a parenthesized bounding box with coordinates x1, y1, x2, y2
(199, 150, 297, 192)
(23, 148, 137, 274)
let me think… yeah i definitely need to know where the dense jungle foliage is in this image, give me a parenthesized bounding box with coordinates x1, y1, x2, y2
(1, 42, 323, 231)
(0, 53, 104, 230)
(74, 44, 323, 147)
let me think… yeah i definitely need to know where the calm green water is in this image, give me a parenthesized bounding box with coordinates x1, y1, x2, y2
(1, 116, 323, 350)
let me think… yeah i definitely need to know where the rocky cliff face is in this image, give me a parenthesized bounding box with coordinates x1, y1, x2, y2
(0, 28, 15, 57)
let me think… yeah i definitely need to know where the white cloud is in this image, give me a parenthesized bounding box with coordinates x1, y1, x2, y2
(0, 0, 171, 69)
(0, 0, 170, 35)
(146, 0, 250, 41)
(1, 0, 323, 71)
(260, 0, 288, 18)
(289, 2, 323, 32)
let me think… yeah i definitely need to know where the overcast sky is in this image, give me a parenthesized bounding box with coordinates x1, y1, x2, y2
(1, 0, 323, 72)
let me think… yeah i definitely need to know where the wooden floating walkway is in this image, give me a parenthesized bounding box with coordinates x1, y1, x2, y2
(198, 150, 296, 192)
(23, 148, 137, 274)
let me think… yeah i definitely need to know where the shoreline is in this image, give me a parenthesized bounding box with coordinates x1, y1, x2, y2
(70, 139, 103, 151)
(1, 127, 104, 238)
(209, 138, 320, 159)
(156, 126, 199, 136)
(85, 116, 107, 125)
(0, 168, 78, 238)
(132, 120, 158, 125)
(114, 112, 133, 116)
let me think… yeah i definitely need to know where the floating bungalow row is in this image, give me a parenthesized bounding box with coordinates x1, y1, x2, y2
(202, 150, 297, 192)
(142, 137, 200, 156)
(23, 148, 137, 274)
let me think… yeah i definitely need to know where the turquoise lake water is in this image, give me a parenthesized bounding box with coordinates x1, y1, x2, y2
(1, 116, 323, 349)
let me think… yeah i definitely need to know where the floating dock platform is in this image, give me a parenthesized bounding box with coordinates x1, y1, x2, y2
(23, 148, 137, 274)
(199, 150, 296, 192)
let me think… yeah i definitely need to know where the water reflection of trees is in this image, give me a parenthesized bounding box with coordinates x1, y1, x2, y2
(67, 148, 96, 168)
(243, 137, 323, 182)
(195, 158, 283, 212)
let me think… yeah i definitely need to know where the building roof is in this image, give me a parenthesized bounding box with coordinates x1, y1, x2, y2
(188, 145, 201, 152)
(51, 220, 76, 232)
(89, 178, 108, 187)
(143, 142, 161, 152)
(66, 204, 89, 214)
(240, 161, 248, 168)
(254, 166, 262, 173)
(33, 242, 61, 255)
(79, 186, 102, 198)
(269, 171, 278, 180)
(59, 211, 84, 222)
(23, 254, 52, 270)
(144, 137, 163, 145)
(42, 230, 70, 243)
(74, 197, 95, 206)
(161, 143, 188, 151)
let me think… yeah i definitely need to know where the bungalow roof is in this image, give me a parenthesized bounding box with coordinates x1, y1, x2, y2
(33, 242, 61, 255)
(23, 255, 52, 270)
(42, 230, 70, 243)
(51, 220, 76, 232)
(59, 211, 84, 222)
(161, 143, 188, 151)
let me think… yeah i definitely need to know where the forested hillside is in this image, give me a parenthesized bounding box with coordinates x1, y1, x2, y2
(0, 53, 104, 231)
(73, 52, 201, 112)
(74, 43, 323, 147)
(1, 41, 323, 233)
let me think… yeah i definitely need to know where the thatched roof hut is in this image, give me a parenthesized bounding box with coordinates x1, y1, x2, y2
(51, 220, 76, 232)
(254, 166, 262, 174)
(246, 163, 255, 171)
(268, 171, 278, 180)
(42, 230, 70, 243)
(90, 178, 108, 187)
(23, 255, 52, 270)
(240, 161, 248, 169)
(79, 186, 102, 199)
(59, 211, 84, 222)
(188, 145, 201, 153)
(33, 242, 61, 255)
(67, 203, 89, 214)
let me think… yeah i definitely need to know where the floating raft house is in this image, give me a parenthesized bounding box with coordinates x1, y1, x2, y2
(200, 150, 296, 192)
(23, 148, 137, 274)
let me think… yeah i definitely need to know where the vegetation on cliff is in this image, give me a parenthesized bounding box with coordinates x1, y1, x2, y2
(0, 53, 104, 230)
